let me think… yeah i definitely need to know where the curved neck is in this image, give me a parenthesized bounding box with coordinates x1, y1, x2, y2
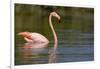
(49, 14, 58, 48)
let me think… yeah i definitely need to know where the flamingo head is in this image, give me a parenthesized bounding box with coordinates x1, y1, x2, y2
(18, 32, 30, 37)
(50, 11, 61, 22)
(18, 32, 33, 41)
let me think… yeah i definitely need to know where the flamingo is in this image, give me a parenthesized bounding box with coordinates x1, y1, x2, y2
(18, 11, 61, 48)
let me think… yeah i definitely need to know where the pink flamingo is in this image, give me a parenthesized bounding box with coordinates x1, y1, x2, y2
(18, 11, 61, 48)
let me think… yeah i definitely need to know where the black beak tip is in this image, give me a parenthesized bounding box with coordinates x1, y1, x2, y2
(59, 19, 61, 23)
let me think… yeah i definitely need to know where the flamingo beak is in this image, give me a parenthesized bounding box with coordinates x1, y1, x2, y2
(56, 14, 61, 23)
(58, 18, 61, 23)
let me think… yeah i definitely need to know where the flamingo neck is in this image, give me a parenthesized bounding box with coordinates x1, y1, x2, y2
(49, 14, 58, 48)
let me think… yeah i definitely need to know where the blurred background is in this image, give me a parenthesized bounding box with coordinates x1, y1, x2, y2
(15, 4, 94, 65)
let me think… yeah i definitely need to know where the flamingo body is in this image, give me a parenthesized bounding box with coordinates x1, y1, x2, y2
(18, 32, 49, 44)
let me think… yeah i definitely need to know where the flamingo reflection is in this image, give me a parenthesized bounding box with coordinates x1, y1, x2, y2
(19, 43, 57, 64)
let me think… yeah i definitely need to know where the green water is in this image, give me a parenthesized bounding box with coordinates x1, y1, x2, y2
(15, 4, 94, 65)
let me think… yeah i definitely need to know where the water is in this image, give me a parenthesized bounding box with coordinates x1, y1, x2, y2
(15, 4, 94, 65)
(15, 29, 94, 65)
